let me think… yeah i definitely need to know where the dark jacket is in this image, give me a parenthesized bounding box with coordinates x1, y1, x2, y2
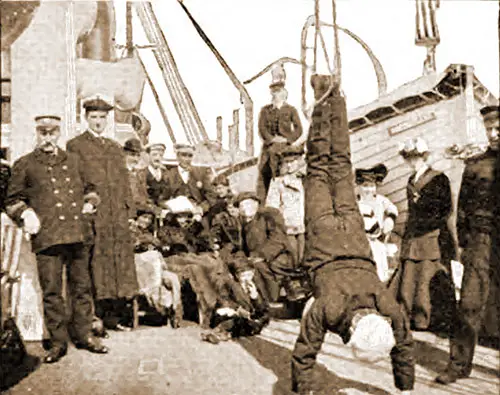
(211, 209, 243, 260)
(0, 160, 11, 212)
(164, 165, 216, 214)
(129, 168, 162, 217)
(5, 149, 95, 253)
(457, 149, 497, 248)
(401, 168, 453, 261)
(158, 216, 213, 255)
(292, 262, 415, 393)
(67, 131, 138, 300)
(242, 207, 294, 265)
(258, 103, 302, 147)
(216, 276, 270, 336)
(145, 166, 172, 205)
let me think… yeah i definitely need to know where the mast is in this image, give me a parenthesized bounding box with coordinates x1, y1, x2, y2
(415, 0, 440, 75)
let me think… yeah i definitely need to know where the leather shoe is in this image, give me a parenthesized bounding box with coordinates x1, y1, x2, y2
(44, 345, 67, 363)
(76, 336, 109, 354)
(169, 309, 180, 329)
(435, 369, 469, 384)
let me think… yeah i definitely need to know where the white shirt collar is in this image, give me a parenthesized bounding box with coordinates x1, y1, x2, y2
(148, 165, 162, 181)
(178, 166, 190, 183)
(414, 164, 429, 183)
(87, 129, 105, 139)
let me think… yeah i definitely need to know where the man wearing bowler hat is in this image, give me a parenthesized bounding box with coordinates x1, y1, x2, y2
(257, 82, 303, 202)
(67, 97, 138, 331)
(6, 115, 109, 363)
(436, 105, 500, 384)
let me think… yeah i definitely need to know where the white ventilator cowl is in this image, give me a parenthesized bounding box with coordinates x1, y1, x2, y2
(348, 313, 396, 362)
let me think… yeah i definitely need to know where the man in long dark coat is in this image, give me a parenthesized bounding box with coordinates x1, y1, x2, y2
(66, 97, 138, 330)
(6, 115, 108, 363)
(436, 105, 500, 384)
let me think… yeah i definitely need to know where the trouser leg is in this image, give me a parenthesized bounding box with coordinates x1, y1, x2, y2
(36, 247, 67, 347)
(257, 155, 273, 202)
(253, 260, 281, 302)
(449, 236, 491, 374)
(163, 270, 183, 319)
(304, 84, 372, 270)
(65, 244, 93, 342)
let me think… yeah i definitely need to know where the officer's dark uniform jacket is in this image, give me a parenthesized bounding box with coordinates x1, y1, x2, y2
(6, 148, 96, 253)
(292, 78, 415, 394)
(457, 149, 497, 247)
(401, 168, 453, 261)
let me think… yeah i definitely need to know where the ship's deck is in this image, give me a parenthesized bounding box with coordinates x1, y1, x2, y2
(4, 320, 499, 395)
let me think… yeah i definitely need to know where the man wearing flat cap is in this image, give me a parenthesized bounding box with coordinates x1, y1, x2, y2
(6, 115, 109, 363)
(355, 163, 398, 283)
(67, 97, 138, 331)
(145, 142, 172, 205)
(124, 138, 166, 220)
(436, 105, 500, 384)
(164, 143, 216, 220)
(257, 82, 303, 202)
(390, 137, 457, 333)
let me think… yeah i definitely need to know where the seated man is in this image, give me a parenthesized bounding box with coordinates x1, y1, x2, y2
(201, 256, 270, 344)
(234, 192, 308, 303)
(158, 196, 227, 327)
(131, 209, 182, 328)
(291, 75, 415, 395)
(211, 198, 243, 262)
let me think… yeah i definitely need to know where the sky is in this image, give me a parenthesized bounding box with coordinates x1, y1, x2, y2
(114, 0, 499, 157)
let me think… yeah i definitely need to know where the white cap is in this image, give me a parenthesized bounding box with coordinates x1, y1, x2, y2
(348, 313, 395, 362)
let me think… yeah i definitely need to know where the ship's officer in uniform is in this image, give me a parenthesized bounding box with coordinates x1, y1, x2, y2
(256, 81, 303, 202)
(6, 115, 109, 363)
(436, 105, 500, 384)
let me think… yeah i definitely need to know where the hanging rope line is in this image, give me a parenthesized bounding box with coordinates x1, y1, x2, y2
(135, 2, 208, 144)
(134, 49, 178, 145)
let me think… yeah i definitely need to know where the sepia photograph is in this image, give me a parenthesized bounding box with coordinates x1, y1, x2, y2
(0, 0, 499, 394)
